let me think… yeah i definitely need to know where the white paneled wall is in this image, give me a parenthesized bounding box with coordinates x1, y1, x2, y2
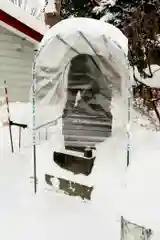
(0, 26, 35, 102)
(9, 0, 44, 23)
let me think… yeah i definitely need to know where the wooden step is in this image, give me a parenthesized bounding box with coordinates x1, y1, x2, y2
(64, 141, 96, 148)
(64, 134, 107, 142)
(63, 113, 109, 119)
(68, 84, 92, 90)
(63, 123, 111, 132)
(63, 119, 111, 127)
(63, 108, 112, 118)
(63, 129, 109, 137)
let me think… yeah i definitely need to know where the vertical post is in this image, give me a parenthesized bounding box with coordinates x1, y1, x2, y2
(121, 216, 124, 240)
(38, 131, 41, 143)
(127, 93, 131, 167)
(19, 127, 21, 151)
(4, 80, 14, 153)
(45, 128, 48, 140)
(127, 63, 132, 167)
(32, 50, 37, 194)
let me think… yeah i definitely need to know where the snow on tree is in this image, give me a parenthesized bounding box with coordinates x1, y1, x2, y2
(60, 1, 160, 70)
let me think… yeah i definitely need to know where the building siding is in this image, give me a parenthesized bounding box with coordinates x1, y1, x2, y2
(0, 25, 34, 102)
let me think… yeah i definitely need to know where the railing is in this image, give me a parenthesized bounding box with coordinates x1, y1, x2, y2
(9, 0, 45, 25)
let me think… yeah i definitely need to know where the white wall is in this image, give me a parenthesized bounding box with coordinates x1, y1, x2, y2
(0, 25, 35, 102)
(0, 0, 46, 37)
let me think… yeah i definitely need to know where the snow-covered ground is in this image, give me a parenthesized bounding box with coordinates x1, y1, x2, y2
(1, 102, 160, 239)
(0, 122, 120, 240)
(0, 102, 121, 240)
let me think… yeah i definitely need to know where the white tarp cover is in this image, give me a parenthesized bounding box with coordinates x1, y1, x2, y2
(33, 17, 129, 147)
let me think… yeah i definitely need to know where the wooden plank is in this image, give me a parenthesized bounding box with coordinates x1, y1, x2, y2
(0, 57, 32, 67)
(64, 134, 107, 142)
(63, 123, 110, 132)
(0, 33, 25, 42)
(68, 84, 92, 90)
(64, 141, 96, 147)
(63, 119, 111, 127)
(0, 65, 32, 74)
(0, 49, 33, 59)
(63, 129, 109, 137)
(0, 41, 34, 53)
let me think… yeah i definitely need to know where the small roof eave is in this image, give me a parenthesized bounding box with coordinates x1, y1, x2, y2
(0, 0, 46, 43)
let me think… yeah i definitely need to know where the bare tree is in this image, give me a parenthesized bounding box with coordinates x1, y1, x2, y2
(124, 1, 160, 75)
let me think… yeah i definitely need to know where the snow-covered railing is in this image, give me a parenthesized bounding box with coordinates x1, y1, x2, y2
(9, 0, 44, 25)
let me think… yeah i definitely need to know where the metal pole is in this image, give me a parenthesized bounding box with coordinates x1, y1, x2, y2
(32, 50, 37, 194)
(45, 128, 48, 140)
(19, 127, 21, 151)
(121, 216, 124, 240)
(127, 78, 132, 167)
(38, 131, 41, 143)
(4, 80, 14, 153)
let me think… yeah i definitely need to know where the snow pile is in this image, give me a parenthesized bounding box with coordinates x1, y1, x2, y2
(0, 107, 121, 240)
(0, 102, 30, 125)
(122, 132, 160, 236)
(100, 12, 115, 22)
(1, 17, 160, 239)
(93, 0, 116, 15)
(1, 100, 160, 239)
(39, 17, 128, 55)
(0, 141, 120, 240)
